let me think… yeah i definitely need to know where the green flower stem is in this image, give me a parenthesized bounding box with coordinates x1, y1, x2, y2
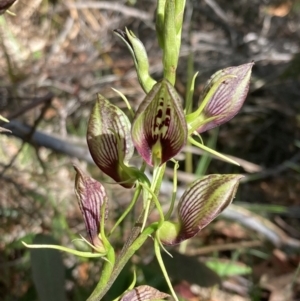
(188, 136, 239, 166)
(140, 182, 165, 228)
(154, 234, 179, 301)
(195, 128, 218, 176)
(87, 245, 116, 301)
(163, 0, 178, 85)
(88, 224, 158, 301)
(141, 163, 166, 231)
(184, 60, 198, 174)
(108, 185, 142, 236)
(164, 160, 179, 220)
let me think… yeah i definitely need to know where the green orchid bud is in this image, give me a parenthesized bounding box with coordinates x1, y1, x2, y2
(74, 165, 108, 253)
(158, 174, 243, 245)
(87, 94, 139, 188)
(132, 79, 187, 166)
(114, 28, 156, 93)
(186, 62, 254, 134)
(120, 285, 170, 301)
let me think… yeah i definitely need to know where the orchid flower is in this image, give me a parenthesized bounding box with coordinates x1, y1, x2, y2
(132, 79, 187, 166)
(158, 174, 244, 245)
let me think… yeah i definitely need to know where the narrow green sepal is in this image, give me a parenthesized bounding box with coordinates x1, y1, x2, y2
(22, 242, 106, 258)
(188, 136, 240, 166)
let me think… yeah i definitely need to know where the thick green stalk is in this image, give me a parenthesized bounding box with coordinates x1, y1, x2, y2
(87, 245, 116, 301)
(88, 224, 158, 301)
(163, 0, 178, 84)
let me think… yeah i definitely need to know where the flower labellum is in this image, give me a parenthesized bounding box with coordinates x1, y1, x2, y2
(120, 285, 170, 301)
(132, 79, 187, 166)
(158, 174, 243, 245)
(74, 165, 108, 252)
(186, 62, 254, 134)
(87, 94, 136, 188)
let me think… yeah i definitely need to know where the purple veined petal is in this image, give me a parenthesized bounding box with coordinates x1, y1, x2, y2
(132, 79, 187, 166)
(174, 174, 243, 244)
(120, 285, 170, 301)
(74, 165, 108, 249)
(187, 62, 254, 134)
(87, 94, 135, 188)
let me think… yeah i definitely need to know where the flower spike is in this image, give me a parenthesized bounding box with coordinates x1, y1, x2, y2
(74, 165, 108, 253)
(186, 62, 254, 134)
(158, 174, 243, 245)
(87, 94, 138, 188)
(132, 79, 187, 166)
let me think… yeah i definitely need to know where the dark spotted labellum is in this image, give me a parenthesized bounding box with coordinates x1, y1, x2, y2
(158, 174, 244, 245)
(131, 79, 187, 166)
(74, 165, 108, 252)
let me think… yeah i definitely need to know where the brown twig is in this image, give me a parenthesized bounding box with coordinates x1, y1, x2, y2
(1, 95, 53, 177)
(4, 92, 54, 121)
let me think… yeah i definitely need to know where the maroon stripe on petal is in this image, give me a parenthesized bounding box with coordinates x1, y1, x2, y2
(176, 174, 243, 243)
(74, 165, 108, 246)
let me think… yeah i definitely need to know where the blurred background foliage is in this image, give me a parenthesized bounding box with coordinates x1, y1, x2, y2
(1, 0, 300, 300)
